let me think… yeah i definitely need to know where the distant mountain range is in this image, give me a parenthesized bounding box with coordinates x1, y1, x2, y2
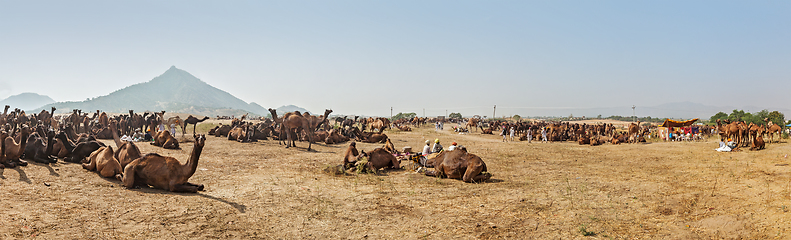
(0, 92, 55, 111)
(34, 66, 280, 116)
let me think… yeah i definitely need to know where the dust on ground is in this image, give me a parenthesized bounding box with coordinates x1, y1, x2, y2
(1, 124, 790, 239)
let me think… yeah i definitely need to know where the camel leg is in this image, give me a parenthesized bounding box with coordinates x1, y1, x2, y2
(185, 182, 205, 191)
(121, 164, 140, 188)
(171, 183, 200, 193)
(307, 131, 312, 151)
(284, 129, 292, 148)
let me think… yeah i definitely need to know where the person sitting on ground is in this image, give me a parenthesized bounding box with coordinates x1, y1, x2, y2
(448, 142, 458, 151)
(422, 140, 431, 156)
(431, 139, 443, 153)
(132, 128, 145, 142)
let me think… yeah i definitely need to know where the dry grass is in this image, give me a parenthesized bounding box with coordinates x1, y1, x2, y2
(0, 123, 790, 239)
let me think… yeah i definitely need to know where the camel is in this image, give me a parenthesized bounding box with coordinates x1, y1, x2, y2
(750, 129, 766, 151)
(356, 148, 400, 173)
(184, 115, 210, 135)
(166, 116, 185, 136)
(764, 118, 783, 143)
(213, 124, 232, 137)
(479, 125, 493, 134)
(466, 118, 480, 132)
(98, 111, 109, 128)
(3, 126, 30, 167)
(369, 118, 390, 132)
(383, 138, 397, 154)
(119, 134, 206, 192)
(23, 128, 57, 164)
(342, 142, 359, 170)
(362, 133, 388, 143)
(82, 146, 123, 178)
(282, 111, 314, 150)
(151, 130, 179, 149)
(109, 120, 142, 169)
(424, 147, 491, 183)
(627, 121, 640, 143)
(64, 140, 106, 163)
(0, 131, 8, 168)
(325, 129, 349, 144)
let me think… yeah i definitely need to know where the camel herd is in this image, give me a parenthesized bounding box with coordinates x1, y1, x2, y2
(715, 118, 783, 151)
(1, 103, 785, 192)
(0, 105, 206, 192)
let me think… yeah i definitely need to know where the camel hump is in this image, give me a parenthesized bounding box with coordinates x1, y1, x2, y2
(141, 153, 164, 158)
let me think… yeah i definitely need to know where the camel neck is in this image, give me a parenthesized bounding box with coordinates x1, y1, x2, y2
(110, 125, 123, 149)
(185, 142, 204, 177)
(45, 133, 55, 156)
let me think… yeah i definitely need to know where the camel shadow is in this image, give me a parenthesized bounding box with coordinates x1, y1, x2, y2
(28, 162, 60, 177)
(13, 167, 31, 184)
(0, 168, 4, 179)
(483, 178, 505, 183)
(127, 187, 248, 213)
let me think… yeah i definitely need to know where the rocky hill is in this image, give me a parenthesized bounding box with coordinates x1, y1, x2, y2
(37, 66, 268, 116)
(0, 92, 55, 111)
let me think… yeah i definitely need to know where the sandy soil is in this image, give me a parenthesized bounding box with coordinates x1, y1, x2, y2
(1, 123, 790, 239)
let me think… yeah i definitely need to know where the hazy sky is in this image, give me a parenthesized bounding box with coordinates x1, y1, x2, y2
(1, 1, 789, 117)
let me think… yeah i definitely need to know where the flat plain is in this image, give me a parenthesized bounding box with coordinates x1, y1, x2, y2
(1, 120, 790, 239)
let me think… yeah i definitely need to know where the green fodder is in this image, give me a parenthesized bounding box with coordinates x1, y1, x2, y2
(355, 157, 369, 174)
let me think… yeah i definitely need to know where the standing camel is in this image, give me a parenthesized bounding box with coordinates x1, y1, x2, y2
(282, 111, 313, 151)
(183, 115, 210, 136)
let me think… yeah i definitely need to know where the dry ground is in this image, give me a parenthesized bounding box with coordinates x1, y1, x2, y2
(1, 122, 790, 239)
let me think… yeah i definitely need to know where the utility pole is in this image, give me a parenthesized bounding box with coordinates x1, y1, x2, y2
(390, 107, 393, 119)
(446, 110, 448, 117)
(632, 105, 636, 122)
(493, 105, 496, 120)
(423, 108, 425, 117)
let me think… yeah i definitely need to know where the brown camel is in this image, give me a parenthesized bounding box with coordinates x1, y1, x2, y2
(362, 133, 388, 143)
(627, 121, 640, 143)
(282, 111, 313, 150)
(342, 142, 359, 170)
(356, 148, 400, 173)
(424, 148, 491, 183)
(23, 128, 57, 164)
(324, 129, 349, 144)
(82, 146, 123, 178)
(213, 124, 232, 137)
(0, 131, 8, 168)
(764, 119, 783, 143)
(166, 116, 185, 136)
(750, 129, 766, 151)
(98, 111, 109, 128)
(3, 126, 30, 168)
(466, 118, 480, 132)
(184, 115, 210, 135)
(119, 134, 206, 192)
(151, 130, 179, 149)
(109, 120, 142, 169)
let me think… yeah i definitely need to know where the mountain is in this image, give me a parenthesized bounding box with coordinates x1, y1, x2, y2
(0, 92, 55, 111)
(275, 105, 310, 115)
(37, 66, 268, 116)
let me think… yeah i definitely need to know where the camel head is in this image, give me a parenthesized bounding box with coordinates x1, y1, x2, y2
(194, 134, 206, 148)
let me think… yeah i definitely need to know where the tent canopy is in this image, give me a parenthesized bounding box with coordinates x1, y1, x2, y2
(659, 118, 699, 128)
(787, 124, 791, 127)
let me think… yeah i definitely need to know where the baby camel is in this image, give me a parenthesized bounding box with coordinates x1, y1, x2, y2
(119, 134, 206, 192)
(82, 146, 123, 178)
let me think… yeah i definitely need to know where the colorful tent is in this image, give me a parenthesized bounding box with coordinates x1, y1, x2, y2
(658, 118, 699, 128)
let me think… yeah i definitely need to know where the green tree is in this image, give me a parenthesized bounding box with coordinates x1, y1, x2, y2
(512, 115, 521, 121)
(391, 112, 417, 121)
(449, 112, 462, 119)
(709, 112, 728, 123)
(768, 111, 786, 125)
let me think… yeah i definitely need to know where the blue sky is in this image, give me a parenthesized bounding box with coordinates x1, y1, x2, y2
(1, 1, 789, 117)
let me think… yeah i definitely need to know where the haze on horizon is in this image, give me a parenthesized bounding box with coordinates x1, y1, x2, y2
(1, 1, 789, 118)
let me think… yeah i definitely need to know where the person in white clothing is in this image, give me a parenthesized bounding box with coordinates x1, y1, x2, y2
(422, 140, 431, 156)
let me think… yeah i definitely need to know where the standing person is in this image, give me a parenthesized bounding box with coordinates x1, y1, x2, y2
(501, 125, 508, 142)
(509, 126, 515, 141)
(170, 124, 177, 136)
(541, 127, 547, 143)
(527, 127, 533, 143)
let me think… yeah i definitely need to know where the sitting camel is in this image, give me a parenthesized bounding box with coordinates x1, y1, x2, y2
(362, 133, 388, 143)
(151, 130, 179, 149)
(3, 126, 30, 168)
(82, 146, 123, 178)
(750, 134, 765, 151)
(23, 129, 57, 164)
(357, 148, 400, 173)
(119, 135, 206, 192)
(342, 142, 359, 170)
(424, 148, 491, 183)
(109, 120, 142, 169)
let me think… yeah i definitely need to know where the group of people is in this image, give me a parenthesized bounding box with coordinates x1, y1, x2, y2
(501, 125, 548, 143)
